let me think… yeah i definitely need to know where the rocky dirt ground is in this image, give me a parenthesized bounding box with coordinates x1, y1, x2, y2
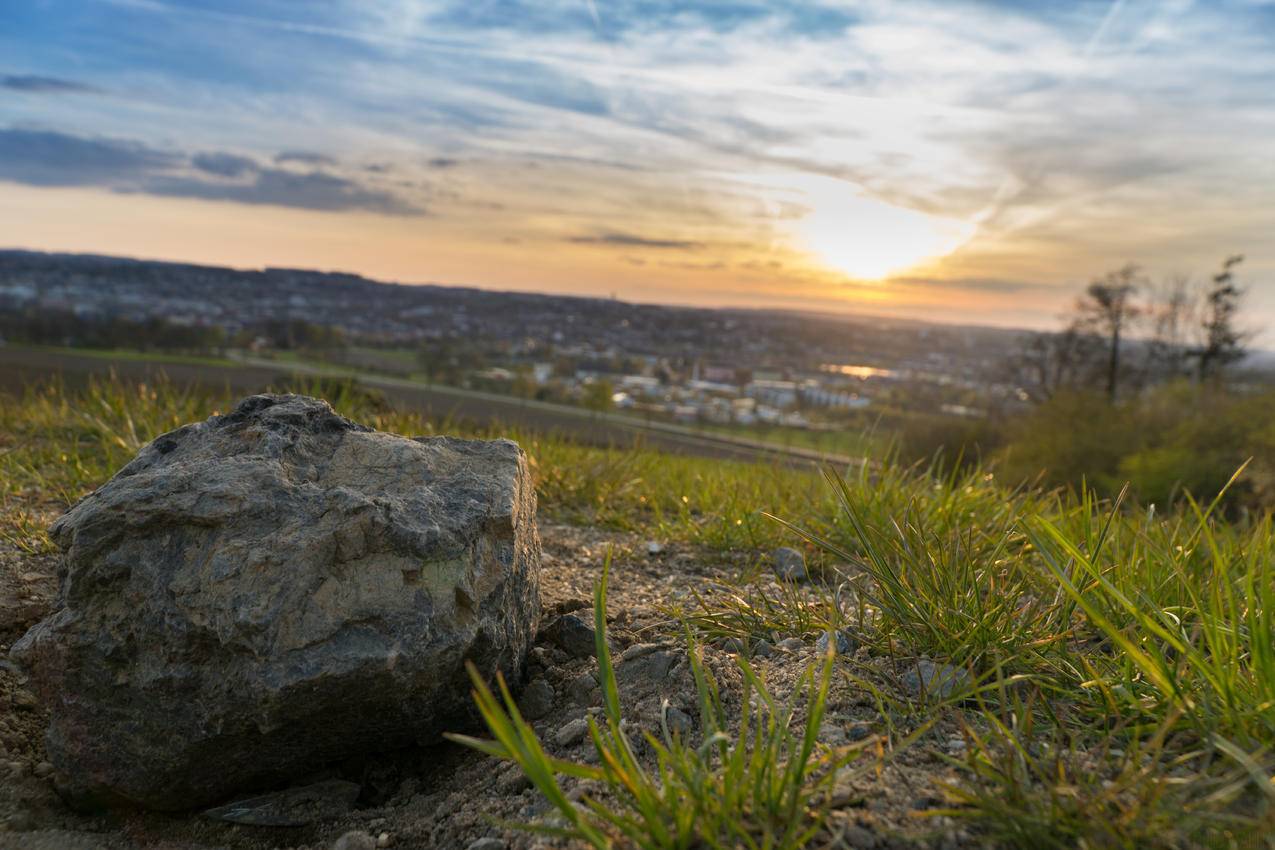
(2, 505, 975, 850)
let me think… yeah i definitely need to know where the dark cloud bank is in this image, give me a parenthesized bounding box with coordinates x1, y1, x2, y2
(0, 128, 419, 215)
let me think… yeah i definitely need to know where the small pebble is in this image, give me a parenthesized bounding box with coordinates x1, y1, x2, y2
(517, 679, 555, 720)
(646, 541, 664, 555)
(332, 831, 376, 850)
(543, 614, 596, 659)
(10, 691, 38, 711)
(776, 637, 805, 652)
(663, 706, 694, 737)
(466, 838, 506, 850)
(772, 547, 807, 582)
(819, 722, 847, 745)
(752, 638, 774, 658)
(840, 824, 878, 848)
(815, 629, 855, 655)
(569, 671, 599, 706)
(33, 761, 54, 779)
(902, 660, 971, 700)
(555, 718, 590, 747)
(847, 722, 873, 741)
(720, 637, 747, 655)
(620, 642, 664, 661)
(376, 833, 394, 848)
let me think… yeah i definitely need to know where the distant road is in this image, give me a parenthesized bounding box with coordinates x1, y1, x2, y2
(0, 346, 860, 468)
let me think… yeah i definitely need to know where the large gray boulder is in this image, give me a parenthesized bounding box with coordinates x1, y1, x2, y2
(11, 394, 541, 810)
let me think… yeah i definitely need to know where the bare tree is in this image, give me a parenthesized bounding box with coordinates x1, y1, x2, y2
(1193, 255, 1249, 382)
(1012, 326, 1106, 402)
(1071, 264, 1143, 401)
(1141, 273, 1196, 384)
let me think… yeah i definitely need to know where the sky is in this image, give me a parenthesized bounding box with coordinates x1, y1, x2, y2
(1, 0, 1273, 329)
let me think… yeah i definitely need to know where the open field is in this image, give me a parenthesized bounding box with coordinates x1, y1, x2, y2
(1, 376, 1273, 849)
(0, 346, 858, 470)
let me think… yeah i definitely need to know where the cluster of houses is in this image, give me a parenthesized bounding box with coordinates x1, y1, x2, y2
(479, 358, 881, 428)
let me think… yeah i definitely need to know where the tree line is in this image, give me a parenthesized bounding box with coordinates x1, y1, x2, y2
(1014, 255, 1252, 403)
(0, 307, 345, 355)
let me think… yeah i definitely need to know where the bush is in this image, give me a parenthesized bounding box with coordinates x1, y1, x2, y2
(995, 383, 1275, 512)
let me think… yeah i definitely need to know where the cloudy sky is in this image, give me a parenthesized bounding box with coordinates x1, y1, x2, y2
(2, 0, 1273, 328)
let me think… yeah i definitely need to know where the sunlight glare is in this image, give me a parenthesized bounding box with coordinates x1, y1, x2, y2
(784, 175, 974, 281)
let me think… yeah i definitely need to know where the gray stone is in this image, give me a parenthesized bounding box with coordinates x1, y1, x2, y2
(555, 718, 590, 747)
(663, 706, 694, 737)
(568, 671, 599, 706)
(847, 721, 873, 741)
(620, 642, 667, 662)
(333, 832, 377, 850)
(466, 839, 506, 850)
(542, 613, 596, 659)
(204, 779, 361, 827)
(815, 629, 856, 656)
(11, 394, 542, 810)
(840, 823, 878, 848)
(818, 722, 847, 746)
(517, 679, 555, 720)
(646, 541, 664, 556)
(902, 660, 972, 700)
(772, 547, 807, 582)
(776, 637, 806, 652)
(752, 639, 774, 658)
(617, 648, 678, 687)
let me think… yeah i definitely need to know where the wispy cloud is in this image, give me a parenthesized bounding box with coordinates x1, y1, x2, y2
(2, 74, 100, 94)
(275, 150, 337, 167)
(569, 231, 702, 250)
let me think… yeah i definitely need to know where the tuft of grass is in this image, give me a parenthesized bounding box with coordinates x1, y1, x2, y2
(669, 574, 853, 648)
(447, 552, 860, 850)
(1029, 481, 1275, 751)
(935, 695, 1243, 849)
(765, 465, 1068, 679)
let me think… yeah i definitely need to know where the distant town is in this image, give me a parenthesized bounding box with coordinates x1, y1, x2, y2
(0, 249, 1033, 435)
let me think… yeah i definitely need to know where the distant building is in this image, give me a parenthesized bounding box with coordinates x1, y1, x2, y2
(801, 386, 871, 410)
(746, 380, 799, 409)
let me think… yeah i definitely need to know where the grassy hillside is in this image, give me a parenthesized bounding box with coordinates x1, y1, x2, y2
(2, 376, 1272, 848)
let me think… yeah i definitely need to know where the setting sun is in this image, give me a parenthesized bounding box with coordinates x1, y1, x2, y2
(789, 175, 975, 281)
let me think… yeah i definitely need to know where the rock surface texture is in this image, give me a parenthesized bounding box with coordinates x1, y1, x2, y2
(11, 394, 541, 810)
